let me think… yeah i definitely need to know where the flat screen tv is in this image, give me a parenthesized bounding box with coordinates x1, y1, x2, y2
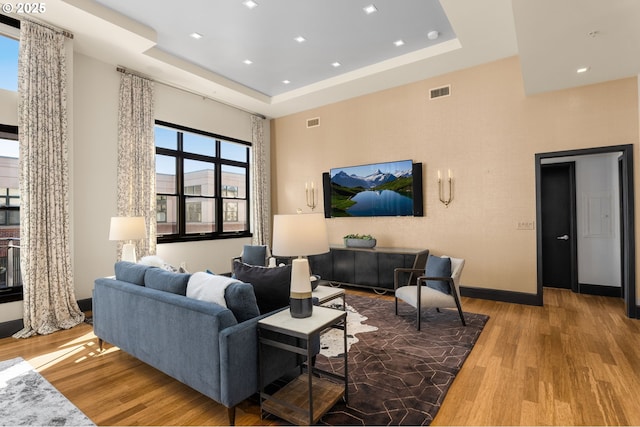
(325, 160, 423, 217)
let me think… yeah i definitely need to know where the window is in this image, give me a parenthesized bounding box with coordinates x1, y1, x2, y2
(155, 120, 251, 242)
(0, 125, 21, 303)
(0, 16, 19, 92)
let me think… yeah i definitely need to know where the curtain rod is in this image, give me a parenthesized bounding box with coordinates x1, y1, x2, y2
(17, 16, 74, 39)
(116, 66, 267, 120)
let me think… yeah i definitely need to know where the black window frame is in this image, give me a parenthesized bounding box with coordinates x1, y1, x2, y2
(155, 120, 252, 243)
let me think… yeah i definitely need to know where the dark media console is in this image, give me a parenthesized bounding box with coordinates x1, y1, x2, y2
(309, 246, 429, 293)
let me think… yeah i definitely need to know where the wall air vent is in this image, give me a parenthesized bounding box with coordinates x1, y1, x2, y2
(429, 85, 451, 100)
(306, 117, 320, 128)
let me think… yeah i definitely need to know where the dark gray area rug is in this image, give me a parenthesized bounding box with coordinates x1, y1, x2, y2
(0, 356, 95, 426)
(315, 294, 489, 426)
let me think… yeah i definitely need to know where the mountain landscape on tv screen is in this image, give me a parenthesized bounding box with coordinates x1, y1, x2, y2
(330, 161, 414, 217)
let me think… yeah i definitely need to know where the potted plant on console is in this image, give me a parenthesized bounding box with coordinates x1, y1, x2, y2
(344, 233, 377, 248)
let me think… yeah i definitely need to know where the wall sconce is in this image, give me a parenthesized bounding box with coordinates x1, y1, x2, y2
(438, 169, 454, 207)
(305, 181, 317, 210)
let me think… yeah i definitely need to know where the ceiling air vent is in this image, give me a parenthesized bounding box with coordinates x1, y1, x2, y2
(429, 85, 451, 100)
(306, 117, 320, 128)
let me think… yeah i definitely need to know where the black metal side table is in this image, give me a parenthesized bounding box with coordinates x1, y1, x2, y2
(258, 306, 348, 426)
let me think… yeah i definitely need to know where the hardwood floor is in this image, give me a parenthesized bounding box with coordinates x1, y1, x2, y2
(1, 287, 639, 425)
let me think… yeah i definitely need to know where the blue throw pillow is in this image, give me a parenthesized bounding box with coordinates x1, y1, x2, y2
(225, 282, 260, 322)
(242, 245, 268, 266)
(114, 261, 150, 286)
(144, 267, 191, 296)
(425, 255, 452, 294)
(232, 261, 291, 314)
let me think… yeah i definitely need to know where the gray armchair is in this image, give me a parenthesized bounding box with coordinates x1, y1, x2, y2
(394, 255, 466, 330)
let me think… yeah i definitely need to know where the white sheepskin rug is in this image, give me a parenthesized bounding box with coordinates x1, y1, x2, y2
(319, 302, 378, 357)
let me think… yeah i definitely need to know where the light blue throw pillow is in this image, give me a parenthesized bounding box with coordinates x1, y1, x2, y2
(425, 255, 452, 294)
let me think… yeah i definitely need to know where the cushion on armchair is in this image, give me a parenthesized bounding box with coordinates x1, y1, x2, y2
(241, 245, 268, 266)
(425, 255, 452, 294)
(232, 261, 291, 314)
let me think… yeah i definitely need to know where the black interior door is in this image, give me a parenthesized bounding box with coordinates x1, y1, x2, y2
(541, 163, 577, 290)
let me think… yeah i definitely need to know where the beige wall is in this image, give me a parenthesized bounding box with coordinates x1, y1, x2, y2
(271, 56, 639, 297)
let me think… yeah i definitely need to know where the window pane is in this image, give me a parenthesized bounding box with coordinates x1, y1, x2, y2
(0, 35, 18, 92)
(8, 210, 19, 225)
(155, 126, 177, 150)
(221, 165, 246, 198)
(185, 197, 215, 234)
(184, 159, 215, 196)
(8, 188, 19, 207)
(184, 132, 215, 157)
(223, 199, 246, 232)
(156, 195, 177, 235)
(221, 140, 247, 162)
(156, 155, 176, 194)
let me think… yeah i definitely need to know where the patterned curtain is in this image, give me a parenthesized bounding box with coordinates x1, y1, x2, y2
(14, 21, 84, 338)
(251, 115, 270, 247)
(117, 73, 156, 259)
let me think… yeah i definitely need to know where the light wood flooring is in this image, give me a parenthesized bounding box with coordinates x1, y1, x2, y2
(1, 287, 639, 425)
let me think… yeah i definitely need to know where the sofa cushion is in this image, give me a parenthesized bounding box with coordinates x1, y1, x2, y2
(425, 255, 452, 294)
(114, 261, 150, 286)
(232, 261, 291, 314)
(225, 283, 261, 322)
(144, 267, 190, 295)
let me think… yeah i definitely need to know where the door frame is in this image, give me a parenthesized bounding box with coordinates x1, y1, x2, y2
(540, 162, 578, 293)
(535, 144, 636, 318)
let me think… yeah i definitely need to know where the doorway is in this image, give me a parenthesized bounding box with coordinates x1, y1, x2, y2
(540, 162, 577, 291)
(535, 145, 636, 318)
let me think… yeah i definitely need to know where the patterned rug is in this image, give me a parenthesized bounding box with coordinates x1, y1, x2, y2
(0, 357, 95, 426)
(315, 294, 489, 426)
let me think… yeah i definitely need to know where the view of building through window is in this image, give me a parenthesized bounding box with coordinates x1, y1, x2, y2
(155, 122, 250, 240)
(0, 133, 21, 294)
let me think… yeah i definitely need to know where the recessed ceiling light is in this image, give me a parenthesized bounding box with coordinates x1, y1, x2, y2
(332, 62, 341, 68)
(243, 59, 253, 65)
(363, 4, 377, 14)
(394, 39, 405, 47)
(427, 30, 439, 40)
(190, 32, 203, 40)
(294, 36, 306, 43)
(282, 80, 291, 84)
(577, 66, 590, 73)
(242, 0, 258, 10)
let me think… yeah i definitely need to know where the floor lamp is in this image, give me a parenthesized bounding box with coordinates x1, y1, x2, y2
(272, 213, 330, 318)
(109, 216, 147, 263)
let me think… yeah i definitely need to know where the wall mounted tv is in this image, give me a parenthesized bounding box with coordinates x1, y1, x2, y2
(323, 160, 423, 218)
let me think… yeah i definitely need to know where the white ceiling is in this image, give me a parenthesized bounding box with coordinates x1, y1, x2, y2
(5, 0, 640, 118)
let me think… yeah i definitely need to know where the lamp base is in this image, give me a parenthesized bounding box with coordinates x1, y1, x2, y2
(290, 296, 313, 318)
(122, 243, 137, 263)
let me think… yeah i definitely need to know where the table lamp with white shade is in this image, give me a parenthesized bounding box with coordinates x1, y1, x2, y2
(109, 216, 147, 263)
(271, 213, 329, 318)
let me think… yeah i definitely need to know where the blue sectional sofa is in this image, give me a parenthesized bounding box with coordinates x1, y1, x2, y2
(92, 261, 299, 425)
